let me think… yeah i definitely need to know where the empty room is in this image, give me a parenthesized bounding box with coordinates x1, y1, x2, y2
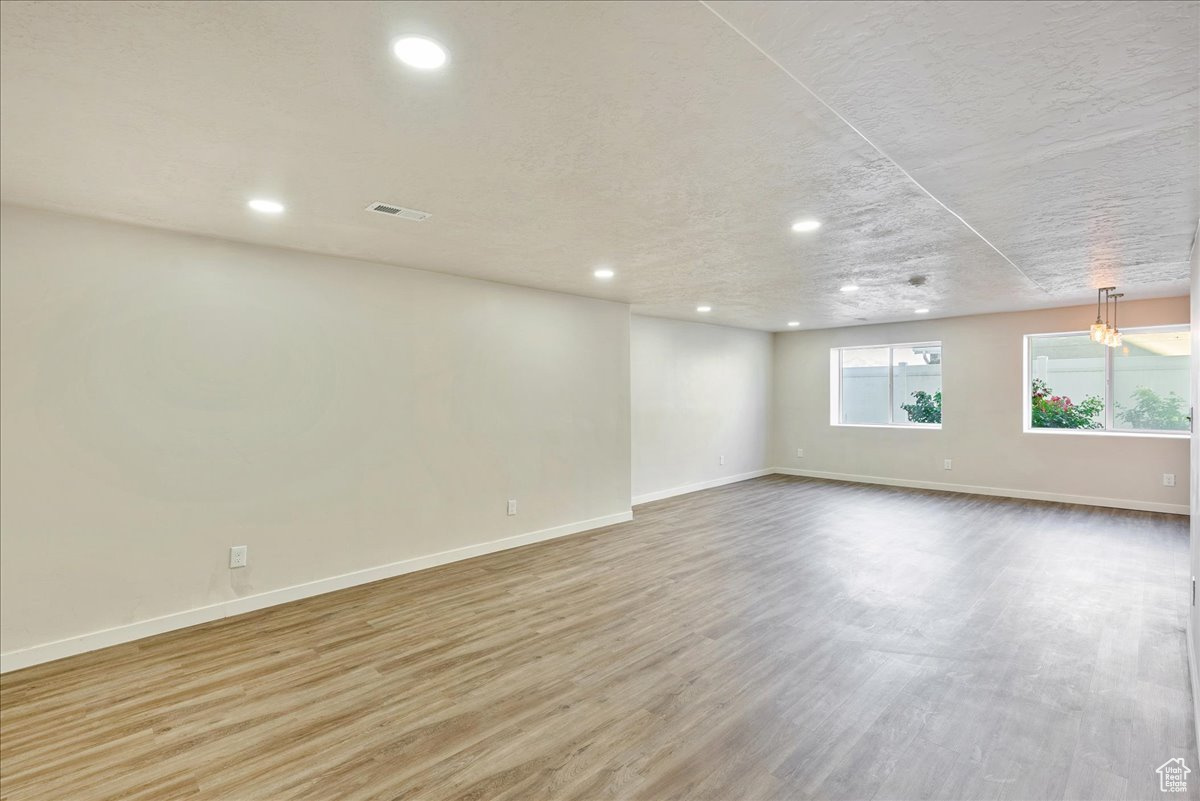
(0, 1, 1197, 800)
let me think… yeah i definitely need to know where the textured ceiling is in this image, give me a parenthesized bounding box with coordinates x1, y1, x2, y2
(1, 0, 1195, 331)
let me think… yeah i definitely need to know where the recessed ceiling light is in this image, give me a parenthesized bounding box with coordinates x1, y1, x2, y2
(393, 36, 448, 69)
(787, 321, 800, 327)
(593, 268, 615, 280)
(914, 308, 930, 314)
(696, 305, 712, 313)
(247, 199, 284, 214)
(791, 219, 821, 233)
(840, 285, 858, 292)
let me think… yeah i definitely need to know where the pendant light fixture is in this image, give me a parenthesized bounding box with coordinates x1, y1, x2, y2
(1089, 284, 1123, 347)
(1105, 292, 1123, 348)
(1089, 286, 1123, 347)
(1089, 287, 1113, 343)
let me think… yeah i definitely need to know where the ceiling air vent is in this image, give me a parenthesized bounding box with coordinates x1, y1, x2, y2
(365, 202, 431, 221)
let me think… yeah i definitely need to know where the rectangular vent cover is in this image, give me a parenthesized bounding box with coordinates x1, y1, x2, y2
(365, 202, 431, 221)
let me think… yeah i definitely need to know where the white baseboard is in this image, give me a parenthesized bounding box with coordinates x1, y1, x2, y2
(2, 465, 1182, 673)
(0, 510, 633, 674)
(772, 468, 1189, 515)
(632, 468, 773, 506)
(1189, 613, 1200, 764)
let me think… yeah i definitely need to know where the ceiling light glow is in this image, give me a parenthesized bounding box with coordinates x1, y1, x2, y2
(787, 321, 800, 327)
(791, 219, 821, 233)
(393, 36, 448, 69)
(914, 308, 930, 314)
(593, 268, 615, 279)
(248, 199, 284, 214)
(840, 285, 858, 292)
(696, 305, 712, 313)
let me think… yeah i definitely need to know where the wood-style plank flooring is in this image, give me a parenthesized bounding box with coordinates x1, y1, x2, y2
(1, 476, 1194, 800)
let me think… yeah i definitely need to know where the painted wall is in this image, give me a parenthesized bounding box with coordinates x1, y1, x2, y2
(773, 297, 1190, 513)
(630, 315, 771, 502)
(0, 205, 632, 658)
(1189, 228, 1199, 734)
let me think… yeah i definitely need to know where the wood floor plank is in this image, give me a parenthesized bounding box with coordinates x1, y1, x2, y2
(0, 476, 1193, 800)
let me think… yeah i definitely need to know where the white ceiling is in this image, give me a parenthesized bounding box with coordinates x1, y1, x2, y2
(1, 0, 1195, 331)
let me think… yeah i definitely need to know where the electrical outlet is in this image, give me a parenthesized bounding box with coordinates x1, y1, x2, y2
(943, 459, 953, 471)
(719, 455, 725, 466)
(229, 545, 247, 569)
(1163, 473, 1176, 487)
(796, 448, 804, 458)
(507, 499, 517, 516)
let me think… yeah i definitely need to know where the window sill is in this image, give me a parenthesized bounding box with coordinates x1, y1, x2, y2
(832, 423, 942, 431)
(1023, 427, 1188, 440)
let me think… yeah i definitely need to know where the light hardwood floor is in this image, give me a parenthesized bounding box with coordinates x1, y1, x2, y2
(0, 476, 1194, 801)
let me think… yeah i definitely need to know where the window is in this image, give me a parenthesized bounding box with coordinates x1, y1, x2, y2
(832, 342, 942, 427)
(1025, 325, 1190, 435)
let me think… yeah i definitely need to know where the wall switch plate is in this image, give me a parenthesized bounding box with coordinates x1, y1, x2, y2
(229, 545, 247, 569)
(943, 459, 953, 470)
(719, 455, 725, 466)
(507, 499, 517, 516)
(796, 448, 804, 458)
(1163, 473, 1176, 487)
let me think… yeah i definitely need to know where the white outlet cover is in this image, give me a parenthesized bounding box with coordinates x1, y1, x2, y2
(507, 499, 517, 516)
(229, 545, 247, 569)
(797, 448, 804, 458)
(943, 459, 953, 470)
(1164, 473, 1176, 487)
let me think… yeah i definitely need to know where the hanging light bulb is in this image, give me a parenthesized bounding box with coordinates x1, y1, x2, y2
(1104, 291, 1114, 343)
(1089, 287, 1111, 343)
(1106, 293, 1123, 348)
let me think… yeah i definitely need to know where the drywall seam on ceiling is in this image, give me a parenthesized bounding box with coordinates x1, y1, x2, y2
(698, 0, 1049, 295)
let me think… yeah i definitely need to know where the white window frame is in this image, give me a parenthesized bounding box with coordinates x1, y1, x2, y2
(1022, 324, 1190, 439)
(829, 341, 943, 429)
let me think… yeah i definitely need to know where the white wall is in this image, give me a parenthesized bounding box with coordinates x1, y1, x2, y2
(0, 205, 632, 663)
(1, 203, 1190, 671)
(1188, 226, 1199, 741)
(630, 315, 771, 503)
(773, 298, 1190, 513)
